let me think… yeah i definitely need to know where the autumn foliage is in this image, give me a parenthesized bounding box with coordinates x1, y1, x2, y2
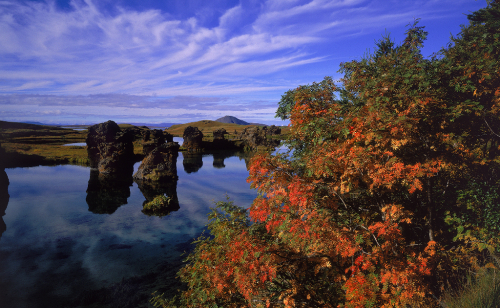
(154, 2, 500, 307)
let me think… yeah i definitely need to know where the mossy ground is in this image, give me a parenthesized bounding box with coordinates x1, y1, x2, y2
(0, 121, 148, 167)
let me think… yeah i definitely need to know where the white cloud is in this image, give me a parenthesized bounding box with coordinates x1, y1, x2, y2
(0, 0, 487, 124)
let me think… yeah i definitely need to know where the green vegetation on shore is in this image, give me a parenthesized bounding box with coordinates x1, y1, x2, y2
(0, 121, 147, 167)
(0, 120, 89, 167)
(0, 119, 287, 167)
(166, 120, 289, 139)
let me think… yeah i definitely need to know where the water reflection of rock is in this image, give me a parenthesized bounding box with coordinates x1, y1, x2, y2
(86, 169, 133, 214)
(0, 170, 9, 239)
(0, 143, 9, 239)
(213, 151, 236, 169)
(183, 152, 203, 173)
(135, 179, 180, 217)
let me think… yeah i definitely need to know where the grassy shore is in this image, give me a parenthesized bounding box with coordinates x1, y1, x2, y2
(166, 120, 289, 138)
(0, 120, 288, 168)
(0, 120, 90, 167)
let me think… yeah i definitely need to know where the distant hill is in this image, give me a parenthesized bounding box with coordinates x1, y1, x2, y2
(215, 116, 250, 125)
(166, 120, 257, 136)
(0, 120, 68, 130)
(24, 121, 47, 126)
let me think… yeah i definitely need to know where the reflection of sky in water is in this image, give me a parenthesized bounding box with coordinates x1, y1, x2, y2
(0, 151, 256, 307)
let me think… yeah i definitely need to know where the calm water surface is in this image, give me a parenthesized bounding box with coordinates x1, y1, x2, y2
(0, 146, 257, 308)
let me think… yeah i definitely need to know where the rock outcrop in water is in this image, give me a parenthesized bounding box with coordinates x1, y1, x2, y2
(133, 128, 180, 215)
(86, 120, 135, 175)
(267, 125, 281, 136)
(141, 129, 173, 155)
(213, 128, 228, 140)
(182, 126, 203, 151)
(133, 142, 180, 181)
(238, 126, 280, 149)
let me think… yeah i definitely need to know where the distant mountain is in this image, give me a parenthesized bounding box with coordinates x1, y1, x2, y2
(23, 121, 47, 125)
(215, 116, 250, 125)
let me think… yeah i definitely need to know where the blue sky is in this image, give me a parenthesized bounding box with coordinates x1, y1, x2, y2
(0, 0, 487, 125)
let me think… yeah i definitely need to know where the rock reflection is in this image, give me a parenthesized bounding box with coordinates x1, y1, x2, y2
(135, 179, 179, 217)
(213, 151, 238, 169)
(183, 152, 203, 173)
(0, 169, 9, 240)
(86, 168, 133, 214)
(0, 143, 9, 239)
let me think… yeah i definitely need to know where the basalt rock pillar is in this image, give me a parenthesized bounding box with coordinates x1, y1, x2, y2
(85, 120, 135, 175)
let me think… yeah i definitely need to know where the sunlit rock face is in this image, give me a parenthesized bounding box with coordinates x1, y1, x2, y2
(133, 142, 179, 181)
(182, 126, 203, 151)
(85, 120, 135, 175)
(238, 127, 267, 148)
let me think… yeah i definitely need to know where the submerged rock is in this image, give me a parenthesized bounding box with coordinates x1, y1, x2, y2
(85, 120, 135, 175)
(135, 179, 179, 217)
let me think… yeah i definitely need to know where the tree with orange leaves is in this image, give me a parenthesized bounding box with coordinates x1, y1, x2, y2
(154, 2, 500, 307)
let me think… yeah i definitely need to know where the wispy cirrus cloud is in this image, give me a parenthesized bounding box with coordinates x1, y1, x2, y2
(0, 0, 487, 124)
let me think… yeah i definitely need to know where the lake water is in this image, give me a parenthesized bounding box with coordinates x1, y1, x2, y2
(0, 146, 257, 307)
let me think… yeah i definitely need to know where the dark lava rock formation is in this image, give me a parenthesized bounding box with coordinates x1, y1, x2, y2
(134, 128, 180, 216)
(182, 126, 203, 151)
(266, 125, 281, 136)
(213, 128, 228, 140)
(86, 120, 135, 175)
(133, 142, 180, 181)
(141, 129, 173, 156)
(238, 126, 280, 149)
